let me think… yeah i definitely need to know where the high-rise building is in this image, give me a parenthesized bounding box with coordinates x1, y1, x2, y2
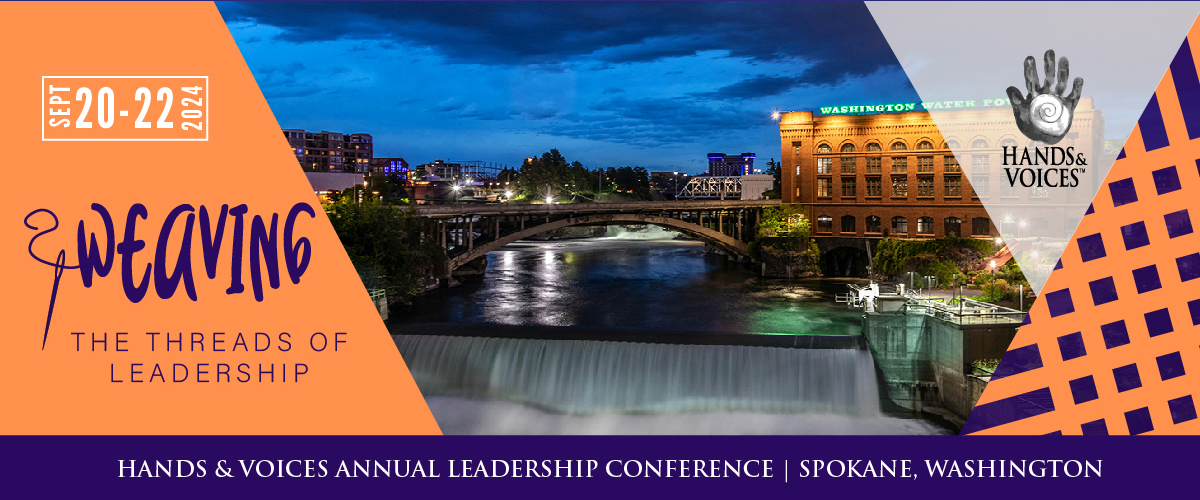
(371, 157, 410, 183)
(707, 153, 756, 176)
(283, 129, 373, 173)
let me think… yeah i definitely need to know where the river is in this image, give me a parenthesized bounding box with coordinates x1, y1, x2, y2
(389, 226, 948, 435)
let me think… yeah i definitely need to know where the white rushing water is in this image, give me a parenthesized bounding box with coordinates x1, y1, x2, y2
(603, 224, 680, 241)
(424, 397, 948, 435)
(396, 335, 887, 417)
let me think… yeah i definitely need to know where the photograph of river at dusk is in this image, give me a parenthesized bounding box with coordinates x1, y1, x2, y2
(390, 229, 949, 434)
(220, 1, 1027, 435)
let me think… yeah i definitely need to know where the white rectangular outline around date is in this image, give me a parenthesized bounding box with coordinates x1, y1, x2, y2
(41, 76, 209, 141)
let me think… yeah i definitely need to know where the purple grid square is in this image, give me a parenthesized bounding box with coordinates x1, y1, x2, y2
(1121, 221, 1151, 250)
(1125, 407, 1154, 435)
(1101, 320, 1130, 349)
(1045, 288, 1075, 318)
(1178, 253, 1200, 282)
(1069, 375, 1099, 404)
(1157, 351, 1186, 381)
(1081, 419, 1109, 435)
(1153, 165, 1182, 195)
(1057, 332, 1087, 361)
(1145, 308, 1174, 337)
(1113, 363, 1142, 392)
(1132, 265, 1162, 294)
(1169, 395, 1197, 424)
(1109, 178, 1139, 207)
(1078, 233, 1107, 262)
(1089, 277, 1119, 306)
(1165, 209, 1193, 239)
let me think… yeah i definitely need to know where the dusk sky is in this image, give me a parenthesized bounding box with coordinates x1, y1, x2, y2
(218, 1, 921, 175)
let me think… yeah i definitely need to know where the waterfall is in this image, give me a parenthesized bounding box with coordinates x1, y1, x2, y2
(395, 335, 881, 416)
(604, 224, 680, 241)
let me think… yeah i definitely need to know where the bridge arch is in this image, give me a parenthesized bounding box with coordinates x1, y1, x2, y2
(444, 213, 750, 277)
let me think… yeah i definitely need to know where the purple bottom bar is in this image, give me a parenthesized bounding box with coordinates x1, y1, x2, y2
(0, 435, 1187, 498)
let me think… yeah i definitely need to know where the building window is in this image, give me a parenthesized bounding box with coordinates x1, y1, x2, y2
(865, 156, 881, 173)
(891, 176, 908, 197)
(971, 154, 989, 172)
(817, 158, 832, 174)
(841, 157, 856, 174)
(817, 215, 833, 233)
(946, 139, 960, 150)
(945, 217, 963, 237)
(818, 178, 833, 197)
(917, 141, 933, 150)
(891, 156, 908, 173)
(892, 141, 907, 151)
(841, 177, 856, 197)
(1001, 182, 1018, 197)
(817, 144, 832, 154)
(866, 177, 882, 197)
(1030, 185, 1050, 198)
(917, 156, 934, 173)
(892, 216, 908, 234)
(866, 142, 881, 152)
(841, 215, 856, 234)
(796, 165, 800, 176)
(917, 176, 934, 197)
(971, 175, 989, 197)
(1000, 138, 1018, 149)
(944, 176, 962, 197)
(841, 143, 856, 153)
(1031, 217, 1050, 236)
(972, 217, 991, 236)
(917, 217, 934, 235)
(972, 139, 989, 149)
(865, 216, 882, 234)
(944, 155, 961, 172)
(793, 141, 802, 155)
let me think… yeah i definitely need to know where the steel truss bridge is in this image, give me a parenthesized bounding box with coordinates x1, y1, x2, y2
(676, 176, 745, 200)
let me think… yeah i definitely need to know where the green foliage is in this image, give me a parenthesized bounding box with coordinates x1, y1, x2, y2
(325, 195, 446, 302)
(971, 359, 1000, 375)
(512, 149, 650, 202)
(872, 235, 993, 278)
(764, 158, 781, 192)
(756, 204, 810, 239)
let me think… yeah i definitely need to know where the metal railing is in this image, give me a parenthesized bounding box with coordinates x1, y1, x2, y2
(904, 295, 1025, 325)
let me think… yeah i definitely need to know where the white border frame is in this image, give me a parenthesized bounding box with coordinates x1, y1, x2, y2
(42, 76, 209, 141)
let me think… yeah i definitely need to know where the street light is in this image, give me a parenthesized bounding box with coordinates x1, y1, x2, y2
(545, 196, 553, 204)
(989, 259, 997, 302)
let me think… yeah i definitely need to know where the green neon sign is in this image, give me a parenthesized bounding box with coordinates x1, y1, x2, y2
(818, 99, 1013, 116)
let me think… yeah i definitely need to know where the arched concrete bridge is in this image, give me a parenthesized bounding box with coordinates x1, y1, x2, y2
(412, 200, 781, 278)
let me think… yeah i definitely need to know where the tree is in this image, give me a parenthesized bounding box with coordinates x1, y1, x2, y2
(510, 149, 651, 202)
(756, 205, 810, 239)
(325, 195, 445, 302)
(763, 158, 782, 199)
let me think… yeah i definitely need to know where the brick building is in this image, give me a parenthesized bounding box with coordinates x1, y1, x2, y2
(283, 129, 373, 173)
(778, 98, 1103, 240)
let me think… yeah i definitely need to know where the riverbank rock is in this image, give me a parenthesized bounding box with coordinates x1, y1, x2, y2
(757, 239, 822, 278)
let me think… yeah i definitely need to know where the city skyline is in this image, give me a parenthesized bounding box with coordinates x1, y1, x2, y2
(218, 1, 921, 175)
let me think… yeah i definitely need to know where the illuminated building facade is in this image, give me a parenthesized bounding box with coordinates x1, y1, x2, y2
(707, 153, 756, 176)
(779, 98, 1103, 239)
(283, 129, 374, 173)
(371, 157, 410, 183)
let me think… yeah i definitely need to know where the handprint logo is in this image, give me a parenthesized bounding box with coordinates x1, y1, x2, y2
(1006, 50, 1084, 144)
